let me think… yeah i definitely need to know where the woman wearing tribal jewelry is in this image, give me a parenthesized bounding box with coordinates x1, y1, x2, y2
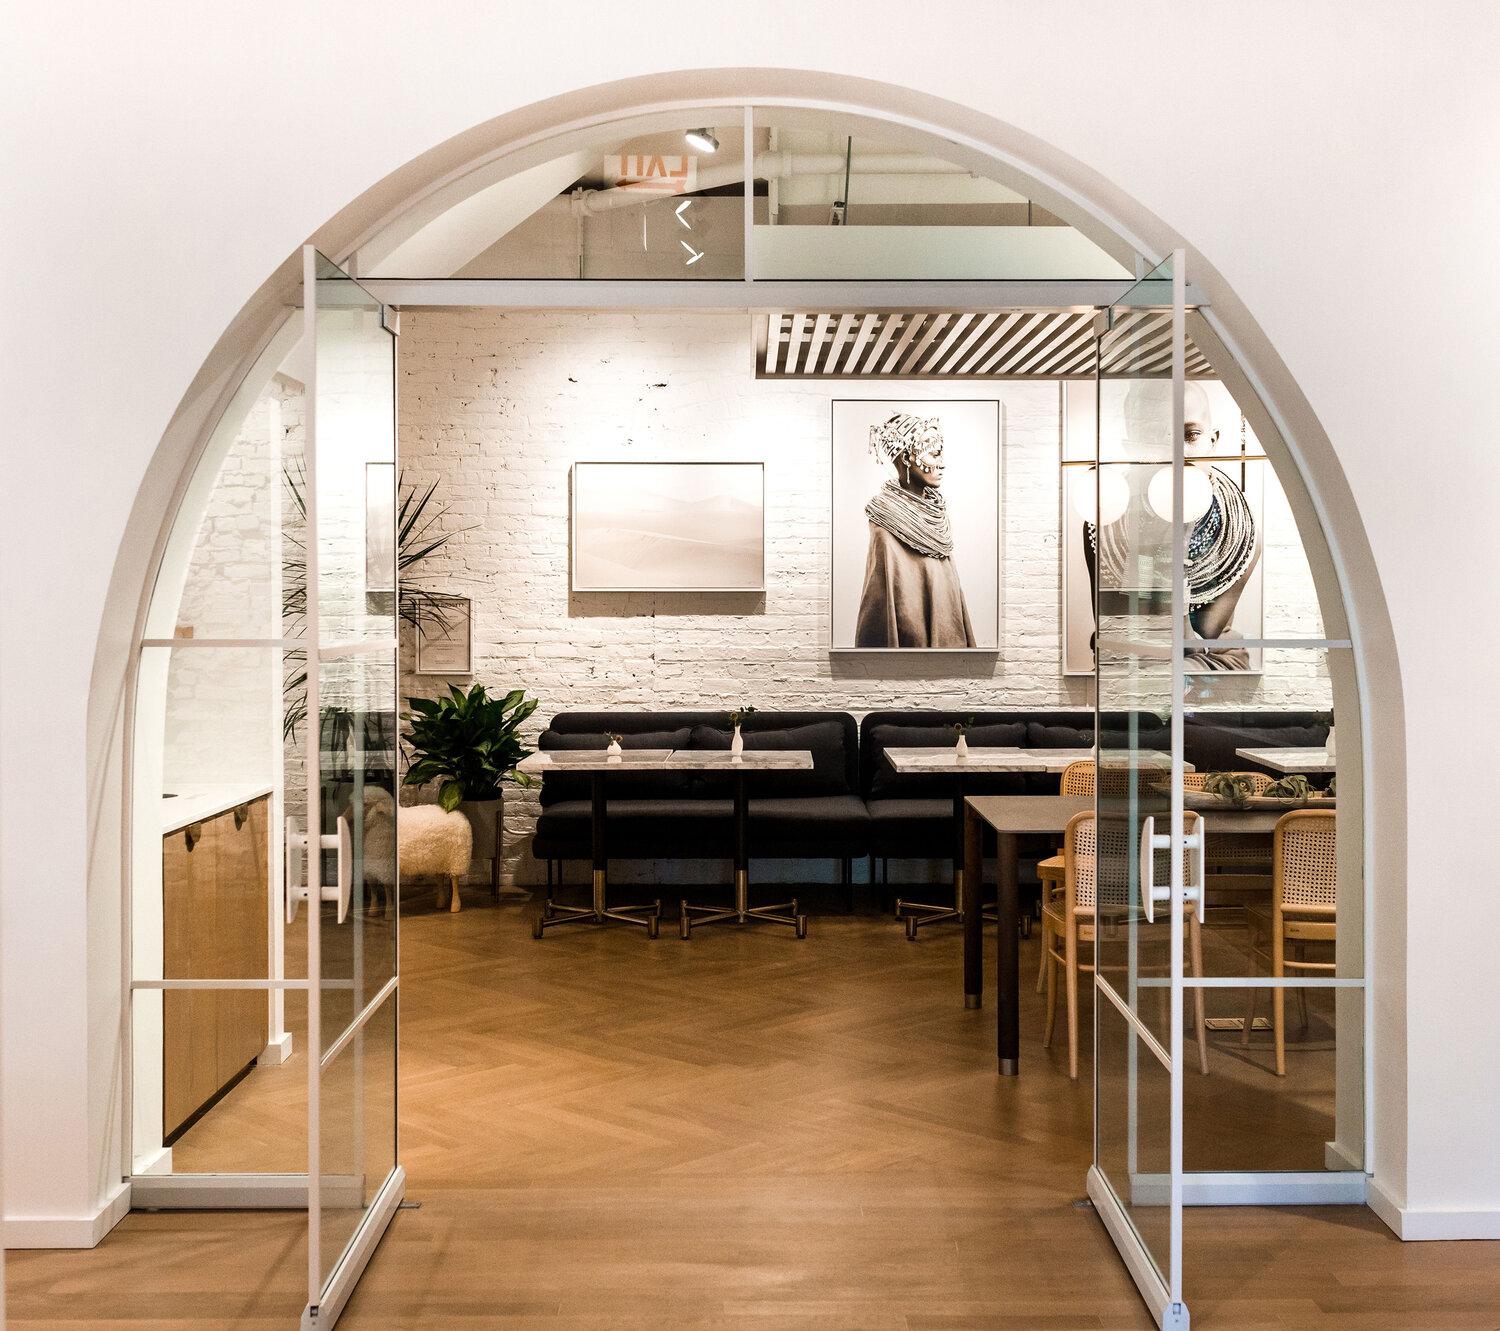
(1084, 382, 1260, 670)
(855, 412, 977, 648)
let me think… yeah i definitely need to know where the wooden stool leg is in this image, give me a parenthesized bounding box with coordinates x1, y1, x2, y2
(1242, 985, 1257, 1046)
(449, 874, 462, 914)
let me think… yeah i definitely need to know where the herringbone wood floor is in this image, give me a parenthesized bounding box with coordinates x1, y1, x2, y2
(9, 891, 1500, 1329)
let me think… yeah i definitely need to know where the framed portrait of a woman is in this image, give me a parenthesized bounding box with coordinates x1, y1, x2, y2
(830, 400, 1000, 652)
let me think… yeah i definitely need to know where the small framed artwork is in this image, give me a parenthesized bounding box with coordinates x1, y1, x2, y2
(830, 399, 1000, 651)
(571, 461, 766, 592)
(365, 461, 396, 594)
(414, 596, 473, 675)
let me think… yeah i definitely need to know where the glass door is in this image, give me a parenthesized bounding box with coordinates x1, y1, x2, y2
(300, 247, 403, 1328)
(1087, 253, 1192, 1329)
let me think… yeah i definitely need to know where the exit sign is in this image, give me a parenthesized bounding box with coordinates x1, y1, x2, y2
(605, 153, 698, 194)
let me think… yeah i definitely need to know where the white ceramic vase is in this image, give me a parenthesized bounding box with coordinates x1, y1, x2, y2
(955, 733, 969, 758)
(731, 724, 744, 755)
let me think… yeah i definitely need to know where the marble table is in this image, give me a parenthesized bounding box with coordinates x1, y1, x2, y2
(668, 749, 813, 938)
(515, 749, 674, 938)
(1235, 746, 1336, 774)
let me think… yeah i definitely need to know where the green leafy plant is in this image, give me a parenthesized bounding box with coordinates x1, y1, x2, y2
(1264, 773, 1313, 802)
(1202, 771, 1256, 808)
(1327, 774, 1337, 798)
(281, 463, 472, 740)
(953, 715, 976, 737)
(727, 705, 757, 727)
(403, 685, 538, 811)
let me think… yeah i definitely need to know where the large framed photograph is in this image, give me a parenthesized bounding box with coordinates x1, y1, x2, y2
(571, 461, 765, 592)
(830, 400, 1000, 652)
(414, 595, 473, 675)
(1061, 379, 1265, 676)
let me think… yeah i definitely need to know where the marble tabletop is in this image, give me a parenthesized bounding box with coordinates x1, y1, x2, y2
(1235, 746, 1336, 774)
(659, 749, 813, 770)
(516, 749, 675, 774)
(884, 746, 1095, 774)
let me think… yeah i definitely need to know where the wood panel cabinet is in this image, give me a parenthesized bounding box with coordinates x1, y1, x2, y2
(162, 795, 270, 1141)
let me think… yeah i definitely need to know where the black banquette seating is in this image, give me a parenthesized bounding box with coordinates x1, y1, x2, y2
(530, 707, 1332, 888)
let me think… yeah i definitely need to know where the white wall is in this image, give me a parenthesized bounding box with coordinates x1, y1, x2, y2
(4, 0, 1498, 1247)
(397, 308, 1327, 884)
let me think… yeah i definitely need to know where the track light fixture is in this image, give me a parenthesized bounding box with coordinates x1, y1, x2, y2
(684, 128, 719, 153)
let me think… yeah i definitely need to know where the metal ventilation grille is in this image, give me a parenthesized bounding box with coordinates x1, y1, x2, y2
(756, 310, 1214, 379)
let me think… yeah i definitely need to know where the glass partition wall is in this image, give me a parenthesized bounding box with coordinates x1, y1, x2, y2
(1085, 254, 1365, 1330)
(129, 249, 402, 1327)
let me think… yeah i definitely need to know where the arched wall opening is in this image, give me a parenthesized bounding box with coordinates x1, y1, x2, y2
(82, 69, 1405, 1256)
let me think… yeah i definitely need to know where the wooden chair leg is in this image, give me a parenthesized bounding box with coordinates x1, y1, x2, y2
(449, 874, 462, 914)
(1036, 914, 1051, 994)
(1189, 914, 1209, 1075)
(1242, 985, 1256, 1046)
(1043, 940, 1058, 1048)
(1065, 921, 1080, 1080)
(1273, 928, 1286, 1077)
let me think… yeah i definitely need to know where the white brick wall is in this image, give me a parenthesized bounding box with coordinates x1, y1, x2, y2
(397, 310, 1332, 885)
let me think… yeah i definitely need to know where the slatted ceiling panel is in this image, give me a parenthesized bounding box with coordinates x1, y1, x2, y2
(823, 312, 855, 374)
(754, 308, 1212, 378)
(881, 312, 925, 373)
(764, 310, 783, 375)
(843, 312, 879, 373)
(859, 312, 901, 374)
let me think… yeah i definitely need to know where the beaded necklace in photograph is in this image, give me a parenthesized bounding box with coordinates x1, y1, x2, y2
(865, 479, 955, 559)
(1088, 467, 1256, 607)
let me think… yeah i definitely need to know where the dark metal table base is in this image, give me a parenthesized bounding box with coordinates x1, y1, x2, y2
(533, 868, 661, 938)
(680, 868, 806, 938)
(679, 769, 808, 939)
(533, 771, 660, 939)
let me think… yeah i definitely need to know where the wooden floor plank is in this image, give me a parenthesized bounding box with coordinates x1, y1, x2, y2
(8, 897, 1500, 1328)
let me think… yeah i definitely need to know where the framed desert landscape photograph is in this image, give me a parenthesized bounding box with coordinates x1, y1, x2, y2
(570, 460, 766, 592)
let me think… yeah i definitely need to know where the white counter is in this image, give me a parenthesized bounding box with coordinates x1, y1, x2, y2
(160, 783, 274, 835)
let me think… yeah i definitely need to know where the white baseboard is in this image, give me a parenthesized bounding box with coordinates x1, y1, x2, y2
(1367, 1177, 1500, 1240)
(260, 1031, 294, 1065)
(4, 1180, 130, 1249)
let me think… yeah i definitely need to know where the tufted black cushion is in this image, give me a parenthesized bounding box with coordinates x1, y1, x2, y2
(1028, 720, 1172, 753)
(749, 795, 871, 855)
(532, 798, 731, 858)
(865, 723, 1028, 799)
(536, 728, 692, 804)
(688, 721, 850, 796)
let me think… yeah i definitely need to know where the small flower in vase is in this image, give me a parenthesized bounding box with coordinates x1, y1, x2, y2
(727, 705, 756, 756)
(605, 732, 624, 759)
(953, 717, 975, 759)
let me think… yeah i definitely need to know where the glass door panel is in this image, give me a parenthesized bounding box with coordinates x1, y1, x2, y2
(1089, 254, 1190, 1329)
(304, 247, 403, 1327)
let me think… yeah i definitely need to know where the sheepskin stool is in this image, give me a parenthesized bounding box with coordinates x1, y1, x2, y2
(363, 788, 474, 914)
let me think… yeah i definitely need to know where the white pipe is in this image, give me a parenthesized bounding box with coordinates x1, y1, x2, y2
(573, 150, 970, 215)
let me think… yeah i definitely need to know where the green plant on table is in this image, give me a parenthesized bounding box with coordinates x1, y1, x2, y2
(1264, 773, 1313, 802)
(1202, 771, 1256, 808)
(403, 684, 538, 811)
(953, 716, 976, 737)
(727, 705, 757, 728)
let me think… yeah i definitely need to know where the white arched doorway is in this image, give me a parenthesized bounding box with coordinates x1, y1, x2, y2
(105, 73, 1396, 1330)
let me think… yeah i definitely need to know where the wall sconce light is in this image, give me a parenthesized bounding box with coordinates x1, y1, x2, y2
(685, 128, 719, 153)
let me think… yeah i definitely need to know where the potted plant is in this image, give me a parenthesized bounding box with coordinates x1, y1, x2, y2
(402, 684, 539, 880)
(727, 705, 757, 755)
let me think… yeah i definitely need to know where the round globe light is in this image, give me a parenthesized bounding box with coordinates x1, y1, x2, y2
(1070, 466, 1131, 526)
(1145, 462, 1214, 524)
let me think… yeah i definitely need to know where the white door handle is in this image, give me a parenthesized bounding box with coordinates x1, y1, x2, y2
(1139, 815, 1205, 924)
(285, 814, 354, 924)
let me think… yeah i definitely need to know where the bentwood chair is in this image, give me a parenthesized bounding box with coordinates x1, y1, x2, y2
(1036, 760, 1094, 993)
(1042, 809, 1210, 1080)
(1242, 808, 1337, 1076)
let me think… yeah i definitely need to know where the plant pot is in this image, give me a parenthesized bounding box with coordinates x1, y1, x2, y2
(459, 795, 503, 863)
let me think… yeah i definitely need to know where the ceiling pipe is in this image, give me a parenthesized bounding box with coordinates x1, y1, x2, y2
(571, 150, 971, 215)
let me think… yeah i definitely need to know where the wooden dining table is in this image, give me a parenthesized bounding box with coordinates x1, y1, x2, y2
(961, 794, 1284, 1076)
